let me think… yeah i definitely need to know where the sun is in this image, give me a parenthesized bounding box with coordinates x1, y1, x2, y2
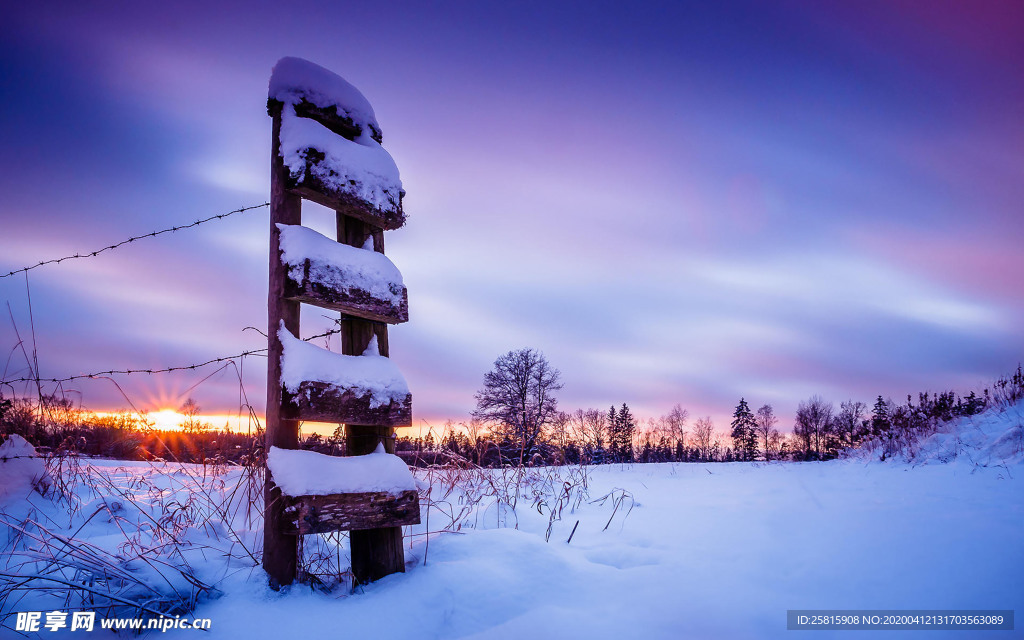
(148, 409, 184, 431)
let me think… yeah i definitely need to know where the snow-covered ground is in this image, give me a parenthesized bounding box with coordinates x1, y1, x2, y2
(208, 461, 1022, 640)
(2, 402, 1022, 639)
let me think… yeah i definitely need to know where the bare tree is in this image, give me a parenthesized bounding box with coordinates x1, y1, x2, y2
(549, 410, 572, 450)
(769, 429, 785, 459)
(569, 408, 607, 454)
(755, 404, 779, 460)
(463, 417, 486, 464)
(179, 398, 207, 433)
(472, 348, 563, 464)
(794, 395, 833, 459)
(692, 416, 714, 461)
(833, 400, 866, 450)
(665, 403, 689, 451)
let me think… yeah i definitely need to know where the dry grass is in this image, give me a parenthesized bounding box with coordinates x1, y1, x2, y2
(1, 438, 628, 633)
(0, 453, 263, 633)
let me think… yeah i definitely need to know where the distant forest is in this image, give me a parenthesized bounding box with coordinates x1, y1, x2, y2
(1, 365, 1020, 468)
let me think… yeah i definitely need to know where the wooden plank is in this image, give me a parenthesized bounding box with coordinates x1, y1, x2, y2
(268, 97, 383, 144)
(292, 381, 412, 427)
(264, 109, 302, 588)
(283, 259, 409, 324)
(289, 182, 406, 231)
(269, 98, 404, 230)
(338, 212, 408, 586)
(283, 490, 420, 535)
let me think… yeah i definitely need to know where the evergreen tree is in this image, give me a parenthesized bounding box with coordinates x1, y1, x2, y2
(871, 396, 890, 436)
(730, 398, 757, 460)
(618, 403, 635, 462)
(607, 405, 618, 462)
(962, 391, 983, 416)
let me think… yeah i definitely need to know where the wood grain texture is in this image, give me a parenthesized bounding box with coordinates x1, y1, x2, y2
(290, 182, 405, 231)
(284, 490, 420, 535)
(264, 109, 302, 588)
(291, 382, 412, 427)
(283, 258, 409, 324)
(268, 97, 382, 144)
(338, 212, 409, 585)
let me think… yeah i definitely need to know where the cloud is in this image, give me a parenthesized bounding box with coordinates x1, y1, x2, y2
(1, 0, 1020, 431)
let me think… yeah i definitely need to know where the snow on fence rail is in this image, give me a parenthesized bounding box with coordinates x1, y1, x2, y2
(278, 327, 411, 425)
(278, 222, 408, 323)
(269, 444, 419, 535)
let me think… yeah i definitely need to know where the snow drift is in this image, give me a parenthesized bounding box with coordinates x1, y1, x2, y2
(0, 434, 49, 502)
(849, 398, 1024, 466)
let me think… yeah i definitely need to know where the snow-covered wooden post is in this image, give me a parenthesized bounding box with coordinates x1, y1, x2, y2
(264, 57, 416, 588)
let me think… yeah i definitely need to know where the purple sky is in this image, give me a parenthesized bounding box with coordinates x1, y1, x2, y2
(2, 1, 1022, 431)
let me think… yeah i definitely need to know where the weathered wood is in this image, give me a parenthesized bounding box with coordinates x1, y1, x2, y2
(265, 66, 412, 591)
(339, 212, 408, 585)
(268, 98, 383, 144)
(268, 98, 403, 230)
(283, 490, 420, 535)
(283, 259, 409, 324)
(264, 109, 302, 588)
(344, 424, 393, 456)
(347, 420, 407, 586)
(292, 382, 412, 427)
(339, 311, 390, 358)
(289, 182, 406, 231)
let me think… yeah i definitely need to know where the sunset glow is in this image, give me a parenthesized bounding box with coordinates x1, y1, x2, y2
(126, 409, 257, 433)
(148, 409, 184, 431)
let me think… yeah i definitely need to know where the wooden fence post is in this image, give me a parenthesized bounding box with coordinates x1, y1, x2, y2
(262, 57, 412, 589)
(264, 104, 301, 587)
(337, 215, 405, 584)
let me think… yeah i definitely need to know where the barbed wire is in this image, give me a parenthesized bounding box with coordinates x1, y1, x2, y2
(0, 202, 270, 279)
(0, 327, 341, 386)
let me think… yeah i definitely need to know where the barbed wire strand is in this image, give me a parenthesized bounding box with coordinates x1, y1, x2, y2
(0, 327, 342, 386)
(0, 202, 270, 279)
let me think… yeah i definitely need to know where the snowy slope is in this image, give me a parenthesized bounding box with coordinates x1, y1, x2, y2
(850, 399, 1024, 467)
(910, 400, 1024, 466)
(0, 435, 49, 503)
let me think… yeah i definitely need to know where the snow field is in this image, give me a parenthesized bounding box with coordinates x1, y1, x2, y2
(2, 401, 1021, 639)
(202, 460, 1022, 640)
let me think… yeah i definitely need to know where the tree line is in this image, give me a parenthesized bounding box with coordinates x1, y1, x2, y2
(445, 348, 1021, 466)
(2, 347, 1020, 467)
